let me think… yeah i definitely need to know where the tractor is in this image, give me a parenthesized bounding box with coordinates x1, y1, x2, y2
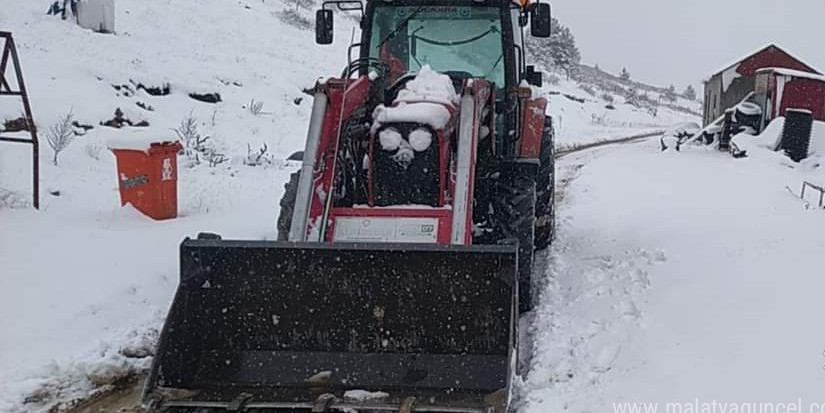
(144, 1, 556, 412)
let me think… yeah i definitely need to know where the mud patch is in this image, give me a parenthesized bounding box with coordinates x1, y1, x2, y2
(64, 376, 146, 413)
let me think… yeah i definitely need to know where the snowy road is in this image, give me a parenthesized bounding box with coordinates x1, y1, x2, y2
(522, 141, 825, 412)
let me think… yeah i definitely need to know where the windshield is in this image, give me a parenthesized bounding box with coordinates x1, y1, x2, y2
(369, 5, 506, 87)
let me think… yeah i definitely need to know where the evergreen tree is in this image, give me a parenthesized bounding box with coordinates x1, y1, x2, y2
(682, 84, 697, 101)
(663, 85, 677, 102)
(620, 67, 631, 81)
(625, 88, 639, 107)
(525, 17, 581, 78)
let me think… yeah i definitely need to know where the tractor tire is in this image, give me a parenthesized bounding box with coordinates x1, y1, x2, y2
(493, 172, 537, 314)
(276, 170, 300, 241)
(534, 116, 556, 251)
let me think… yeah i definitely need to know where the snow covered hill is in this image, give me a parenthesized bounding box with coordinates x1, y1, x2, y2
(1, 0, 704, 411)
(542, 70, 701, 149)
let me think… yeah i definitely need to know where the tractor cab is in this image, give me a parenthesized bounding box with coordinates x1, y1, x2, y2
(311, 0, 553, 210)
(317, 0, 550, 92)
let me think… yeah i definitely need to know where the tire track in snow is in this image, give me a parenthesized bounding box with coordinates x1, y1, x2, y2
(555, 130, 665, 159)
(518, 148, 667, 413)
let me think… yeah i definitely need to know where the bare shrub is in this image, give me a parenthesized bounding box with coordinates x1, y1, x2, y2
(0, 188, 29, 209)
(203, 149, 228, 167)
(244, 143, 274, 166)
(248, 99, 266, 116)
(173, 113, 209, 161)
(591, 113, 609, 126)
(47, 111, 76, 165)
(172, 113, 226, 167)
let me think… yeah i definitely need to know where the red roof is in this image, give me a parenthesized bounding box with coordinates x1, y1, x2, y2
(711, 44, 821, 78)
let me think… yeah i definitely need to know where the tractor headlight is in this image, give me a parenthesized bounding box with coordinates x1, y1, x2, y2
(408, 128, 433, 152)
(378, 128, 403, 151)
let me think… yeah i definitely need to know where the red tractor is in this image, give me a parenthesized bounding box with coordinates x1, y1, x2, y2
(144, 1, 556, 412)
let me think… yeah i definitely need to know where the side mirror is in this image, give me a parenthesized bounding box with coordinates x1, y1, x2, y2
(525, 65, 542, 87)
(316, 9, 334, 45)
(530, 3, 551, 38)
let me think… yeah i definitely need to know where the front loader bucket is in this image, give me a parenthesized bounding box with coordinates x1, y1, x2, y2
(144, 238, 518, 413)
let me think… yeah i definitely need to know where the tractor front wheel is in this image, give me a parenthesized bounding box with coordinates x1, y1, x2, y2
(493, 171, 537, 314)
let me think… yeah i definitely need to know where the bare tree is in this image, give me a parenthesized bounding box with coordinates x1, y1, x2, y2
(47, 111, 76, 165)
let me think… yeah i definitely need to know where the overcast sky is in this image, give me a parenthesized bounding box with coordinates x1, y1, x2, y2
(554, 0, 825, 90)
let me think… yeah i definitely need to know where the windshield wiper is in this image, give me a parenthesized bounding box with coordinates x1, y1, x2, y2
(413, 26, 499, 47)
(376, 5, 425, 51)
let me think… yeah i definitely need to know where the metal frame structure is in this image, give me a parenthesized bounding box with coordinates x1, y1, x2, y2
(801, 181, 825, 209)
(0, 31, 39, 209)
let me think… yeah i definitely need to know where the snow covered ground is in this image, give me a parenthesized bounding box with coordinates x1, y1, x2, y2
(521, 141, 825, 412)
(9, 0, 824, 412)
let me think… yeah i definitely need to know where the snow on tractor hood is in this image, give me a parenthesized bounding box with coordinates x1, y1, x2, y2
(372, 66, 459, 132)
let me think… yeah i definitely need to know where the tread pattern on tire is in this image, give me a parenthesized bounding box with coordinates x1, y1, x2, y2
(276, 170, 300, 241)
(493, 173, 537, 313)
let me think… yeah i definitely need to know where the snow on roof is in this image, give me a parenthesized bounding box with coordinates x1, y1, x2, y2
(786, 108, 813, 115)
(708, 44, 821, 78)
(756, 67, 825, 82)
(721, 64, 741, 92)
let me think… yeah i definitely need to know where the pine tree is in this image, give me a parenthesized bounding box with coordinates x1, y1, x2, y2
(625, 88, 639, 107)
(663, 85, 677, 102)
(620, 68, 631, 81)
(682, 84, 697, 101)
(525, 17, 581, 78)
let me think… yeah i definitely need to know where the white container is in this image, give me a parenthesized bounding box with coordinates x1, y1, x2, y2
(77, 0, 115, 33)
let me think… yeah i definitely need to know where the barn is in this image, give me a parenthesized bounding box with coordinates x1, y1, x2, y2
(703, 45, 821, 126)
(752, 68, 825, 129)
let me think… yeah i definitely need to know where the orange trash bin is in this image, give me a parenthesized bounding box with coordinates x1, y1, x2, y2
(110, 141, 183, 220)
